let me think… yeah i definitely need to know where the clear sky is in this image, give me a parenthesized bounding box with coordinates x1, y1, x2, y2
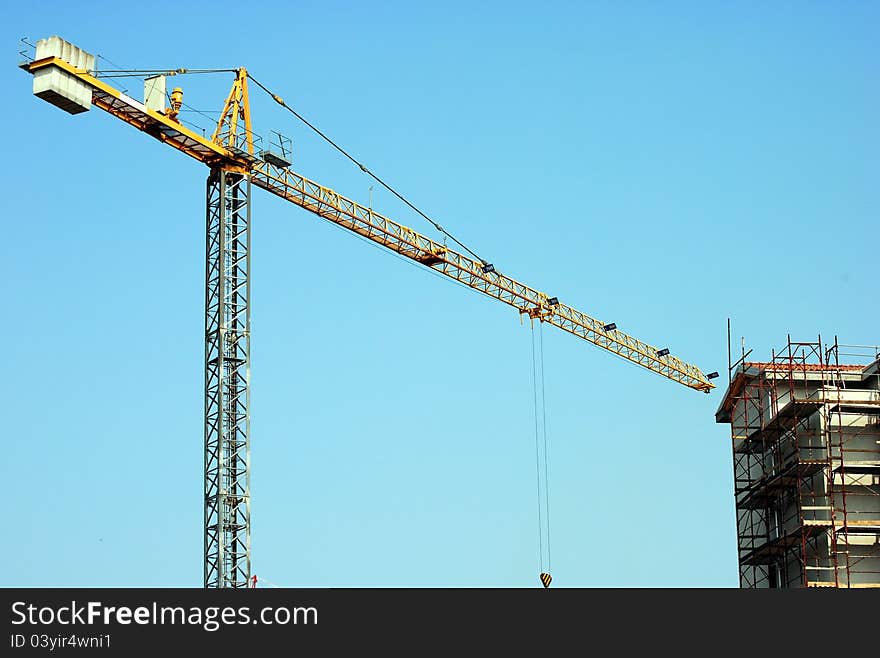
(2, 1, 877, 587)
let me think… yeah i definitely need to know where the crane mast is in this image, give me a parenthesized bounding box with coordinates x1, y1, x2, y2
(204, 169, 252, 588)
(22, 37, 716, 589)
(204, 71, 255, 589)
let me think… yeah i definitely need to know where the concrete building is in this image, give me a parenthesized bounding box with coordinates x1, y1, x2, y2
(715, 339, 880, 588)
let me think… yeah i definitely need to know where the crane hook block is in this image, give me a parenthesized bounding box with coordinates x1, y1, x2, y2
(539, 572, 552, 588)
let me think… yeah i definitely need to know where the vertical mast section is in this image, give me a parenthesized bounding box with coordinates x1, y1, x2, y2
(204, 169, 252, 588)
(205, 67, 254, 589)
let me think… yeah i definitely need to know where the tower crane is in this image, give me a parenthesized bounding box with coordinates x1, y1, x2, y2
(21, 36, 717, 589)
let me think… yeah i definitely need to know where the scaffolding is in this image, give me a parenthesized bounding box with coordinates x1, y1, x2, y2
(716, 337, 880, 588)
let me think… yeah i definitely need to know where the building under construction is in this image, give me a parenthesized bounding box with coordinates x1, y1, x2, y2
(716, 338, 880, 588)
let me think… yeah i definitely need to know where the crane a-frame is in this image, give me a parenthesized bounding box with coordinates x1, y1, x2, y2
(22, 36, 716, 589)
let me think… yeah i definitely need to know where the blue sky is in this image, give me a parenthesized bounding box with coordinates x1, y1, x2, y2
(2, 2, 877, 587)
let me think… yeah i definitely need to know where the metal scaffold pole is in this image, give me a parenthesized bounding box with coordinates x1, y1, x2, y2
(204, 169, 252, 588)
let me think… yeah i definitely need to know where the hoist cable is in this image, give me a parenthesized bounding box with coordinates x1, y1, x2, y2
(539, 322, 551, 572)
(247, 73, 488, 265)
(531, 322, 544, 573)
(93, 68, 238, 78)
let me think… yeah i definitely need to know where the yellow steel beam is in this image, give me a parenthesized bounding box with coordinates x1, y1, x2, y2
(250, 162, 715, 392)
(26, 57, 251, 173)
(241, 72, 254, 156)
(212, 68, 254, 156)
(23, 56, 714, 391)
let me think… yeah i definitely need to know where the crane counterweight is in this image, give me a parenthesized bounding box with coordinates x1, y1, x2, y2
(31, 36, 94, 114)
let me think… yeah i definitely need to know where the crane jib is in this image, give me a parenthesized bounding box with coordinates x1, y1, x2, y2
(24, 51, 714, 394)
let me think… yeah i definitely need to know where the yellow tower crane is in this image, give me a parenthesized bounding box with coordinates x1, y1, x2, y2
(22, 36, 717, 589)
